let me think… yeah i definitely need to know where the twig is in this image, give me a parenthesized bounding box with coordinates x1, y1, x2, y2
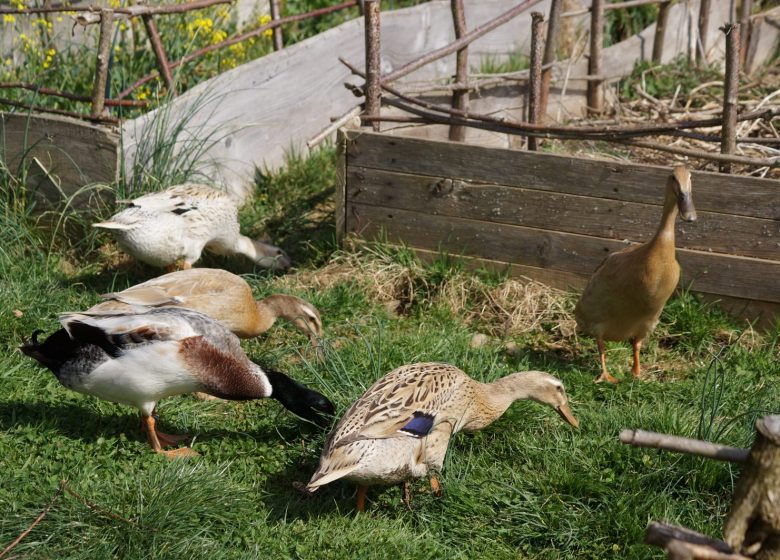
(341, 57, 780, 139)
(528, 12, 545, 150)
(645, 522, 752, 560)
(720, 23, 740, 173)
(381, 0, 543, 85)
(363, 0, 381, 132)
(0, 97, 119, 124)
(307, 106, 362, 149)
(620, 429, 750, 462)
(0, 480, 65, 559)
(448, 0, 469, 142)
(62, 485, 145, 528)
(117, 1, 358, 99)
(0, 0, 232, 16)
(0, 82, 146, 107)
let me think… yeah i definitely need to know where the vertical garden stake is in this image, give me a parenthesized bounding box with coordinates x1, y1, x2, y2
(90, 9, 114, 118)
(142, 14, 175, 95)
(270, 0, 283, 51)
(540, 0, 562, 118)
(720, 23, 740, 174)
(587, 0, 604, 115)
(528, 11, 544, 151)
(652, 0, 671, 64)
(448, 0, 469, 142)
(363, 0, 381, 131)
(698, 0, 712, 64)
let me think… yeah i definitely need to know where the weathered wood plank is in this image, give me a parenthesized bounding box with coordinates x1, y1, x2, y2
(413, 247, 588, 291)
(347, 167, 779, 260)
(347, 203, 780, 303)
(413, 248, 780, 328)
(0, 112, 119, 206)
(344, 130, 780, 220)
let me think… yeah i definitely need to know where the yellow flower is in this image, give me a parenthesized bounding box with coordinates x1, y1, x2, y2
(43, 61, 49, 69)
(137, 91, 147, 101)
(15, 2, 25, 10)
(211, 29, 227, 44)
(114, 45, 120, 53)
(259, 14, 271, 25)
(56, 16, 62, 22)
(4, 58, 11, 65)
(119, 22, 127, 31)
(46, 48, 56, 56)
(3, 14, 16, 24)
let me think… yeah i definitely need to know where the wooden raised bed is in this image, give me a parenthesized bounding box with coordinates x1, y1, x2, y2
(336, 129, 780, 322)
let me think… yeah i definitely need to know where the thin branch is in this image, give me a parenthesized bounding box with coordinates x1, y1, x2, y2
(117, 0, 358, 99)
(0, 0, 232, 16)
(0, 97, 119, 124)
(0, 480, 65, 559)
(0, 83, 147, 107)
(620, 429, 750, 462)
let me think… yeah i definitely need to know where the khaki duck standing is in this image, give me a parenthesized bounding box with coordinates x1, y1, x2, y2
(93, 183, 291, 271)
(88, 268, 322, 345)
(574, 165, 697, 384)
(304, 362, 578, 512)
(20, 308, 334, 457)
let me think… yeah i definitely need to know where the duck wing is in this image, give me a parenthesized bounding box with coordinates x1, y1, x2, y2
(327, 363, 468, 450)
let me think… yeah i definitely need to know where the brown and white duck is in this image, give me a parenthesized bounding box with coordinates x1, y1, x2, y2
(574, 165, 697, 383)
(305, 362, 578, 511)
(20, 308, 334, 457)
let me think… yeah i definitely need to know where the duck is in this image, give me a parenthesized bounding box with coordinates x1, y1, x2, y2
(304, 362, 578, 512)
(19, 307, 334, 457)
(88, 268, 322, 344)
(574, 165, 697, 384)
(93, 183, 291, 271)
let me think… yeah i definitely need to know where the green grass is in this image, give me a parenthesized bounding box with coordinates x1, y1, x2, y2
(1, 147, 779, 559)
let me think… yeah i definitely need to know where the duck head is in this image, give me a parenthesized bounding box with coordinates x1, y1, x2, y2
(521, 371, 580, 428)
(264, 369, 334, 427)
(670, 165, 697, 222)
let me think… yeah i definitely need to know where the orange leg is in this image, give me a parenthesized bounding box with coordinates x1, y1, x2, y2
(401, 481, 412, 510)
(141, 415, 198, 458)
(594, 338, 619, 384)
(356, 485, 368, 513)
(631, 338, 642, 379)
(430, 475, 442, 497)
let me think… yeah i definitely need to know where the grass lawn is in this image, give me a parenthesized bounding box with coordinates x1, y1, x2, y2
(1, 146, 778, 559)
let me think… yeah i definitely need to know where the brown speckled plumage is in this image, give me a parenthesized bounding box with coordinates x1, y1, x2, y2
(306, 363, 577, 502)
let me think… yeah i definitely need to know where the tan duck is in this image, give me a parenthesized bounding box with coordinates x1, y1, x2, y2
(93, 183, 290, 271)
(305, 362, 578, 512)
(574, 165, 697, 384)
(88, 268, 322, 345)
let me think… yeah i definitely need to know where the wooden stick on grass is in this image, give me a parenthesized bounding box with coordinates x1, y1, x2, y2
(619, 429, 750, 463)
(0, 480, 66, 559)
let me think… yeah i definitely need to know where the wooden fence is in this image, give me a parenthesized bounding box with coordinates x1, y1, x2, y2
(337, 129, 780, 320)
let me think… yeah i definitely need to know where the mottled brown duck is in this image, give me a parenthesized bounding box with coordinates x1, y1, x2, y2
(305, 362, 578, 512)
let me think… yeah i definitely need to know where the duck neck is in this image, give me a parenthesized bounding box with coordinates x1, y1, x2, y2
(470, 373, 536, 431)
(251, 299, 279, 337)
(651, 182, 679, 248)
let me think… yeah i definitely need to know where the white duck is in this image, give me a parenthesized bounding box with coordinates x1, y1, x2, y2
(93, 184, 290, 271)
(20, 308, 334, 457)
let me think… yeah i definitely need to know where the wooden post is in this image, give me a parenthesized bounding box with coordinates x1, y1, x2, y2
(539, 0, 562, 118)
(363, 0, 381, 132)
(90, 9, 114, 118)
(269, 0, 283, 51)
(724, 416, 780, 559)
(739, 0, 752, 66)
(528, 12, 544, 151)
(720, 23, 740, 174)
(142, 14, 175, 94)
(652, 0, 671, 64)
(587, 0, 604, 115)
(698, 0, 712, 64)
(448, 0, 469, 142)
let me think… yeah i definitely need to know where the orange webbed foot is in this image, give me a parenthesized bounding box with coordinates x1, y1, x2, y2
(595, 371, 619, 384)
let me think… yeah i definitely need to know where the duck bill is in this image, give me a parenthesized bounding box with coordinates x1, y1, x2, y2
(677, 193, 697, 222)
(556, 403, 579, 428)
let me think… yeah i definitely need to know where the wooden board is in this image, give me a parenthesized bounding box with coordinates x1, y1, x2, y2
(347, 167, 779, 260)
(0, 112, 119, 206)
(341, 130, 780, 317)
(344, 131, 780, 220)
(346, 203, 780, 304)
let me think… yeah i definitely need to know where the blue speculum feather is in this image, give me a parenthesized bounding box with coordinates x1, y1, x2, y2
(400, 412, 435, 437)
